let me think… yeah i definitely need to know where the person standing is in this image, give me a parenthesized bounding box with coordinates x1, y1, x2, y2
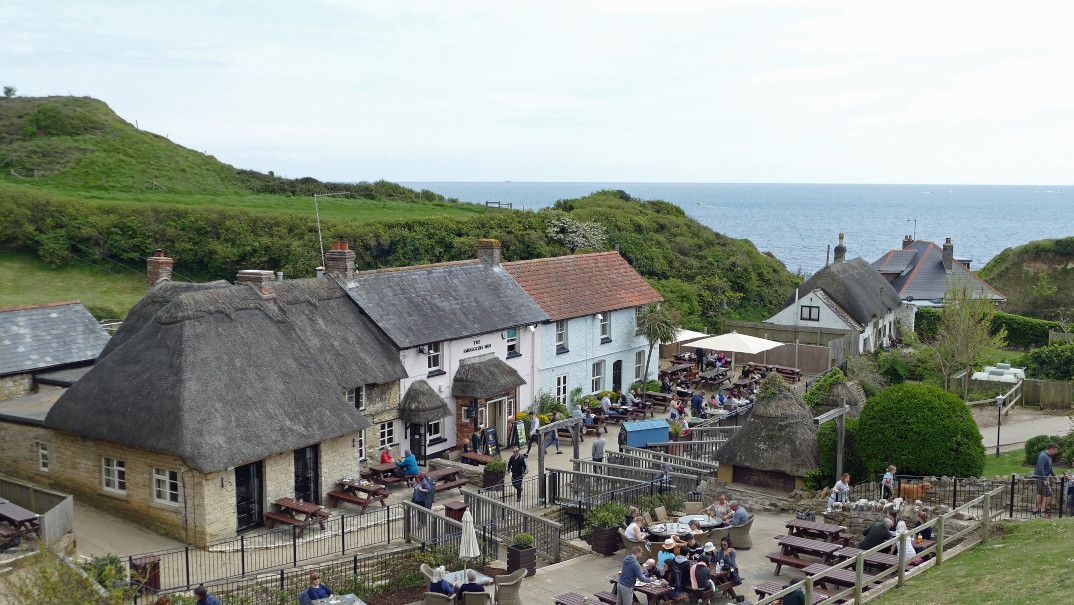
(690, 390, 705, 419)
(412, 472, 433, 508)
(881, 465, 896, 500)
(617, 546, 648, 605)
(592, 433, 607, 463)
(544, 411, 563, 454)
(506, 446, 528, 502)
(526, 413, 540, 454)
(1033, 443, 1059, 517)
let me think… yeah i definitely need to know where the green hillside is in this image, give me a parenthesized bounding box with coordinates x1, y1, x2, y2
(978, 237, 1074, 321)
(0, 251, 146, 319)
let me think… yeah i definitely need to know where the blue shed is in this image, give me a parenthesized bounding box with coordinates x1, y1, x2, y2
(619, 419, 669, 448)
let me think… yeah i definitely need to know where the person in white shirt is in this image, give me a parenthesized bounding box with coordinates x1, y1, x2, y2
(526, 413, 540, 454)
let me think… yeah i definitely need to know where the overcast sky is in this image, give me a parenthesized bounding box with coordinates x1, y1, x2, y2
(6, 1, 1073, 184)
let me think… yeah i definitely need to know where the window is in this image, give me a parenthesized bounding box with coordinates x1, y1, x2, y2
(636, 307, 644, 335)
(427, 342, 442, 372)
(800, 305, 820, 321)
(555, 320, 568, 352)
(102, 457, 126, 493)
(38, 442, 49, 472)
(600, 312, 611, 342)
(427, 420, 443, 440)
(153, 468, 180, 504)
(356, 430, 367, 461)
(635, 351, 645, 381)
(379, 421, 397, 448)
(556, 374, 568, 406)
(506, 328, 519, 357)
(344, 386, 366, 411)
(591, 360, 605, 393)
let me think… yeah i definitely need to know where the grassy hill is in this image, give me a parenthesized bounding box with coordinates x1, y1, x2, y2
(978, 237, 1074, 321)
(0, 251, 147, 319)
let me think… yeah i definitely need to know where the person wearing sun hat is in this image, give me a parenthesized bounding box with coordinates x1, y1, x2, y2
(703, 541, 717, 555)
(656, 538, 677, 572)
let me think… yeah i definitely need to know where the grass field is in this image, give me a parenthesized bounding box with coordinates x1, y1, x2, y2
(0, 251, 147, 319)
(983, 450, 1072, 477)
(867, 518, 1074, 605)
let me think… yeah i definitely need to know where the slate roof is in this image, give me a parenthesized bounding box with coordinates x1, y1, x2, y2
(342, 260, 548, 349)
(779, 258, 902, 327)
(0, 388, 65, 426)
(0, 301, 111, 377)
(872, 240, 1006, 303)
(46, 277, 407, 474)
(502, 252, 663, 322)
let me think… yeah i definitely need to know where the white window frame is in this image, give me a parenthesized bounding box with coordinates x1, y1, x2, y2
(600, 312, 611, 340)
(800, 305, 820, 321)
(506, 328, 519, 355)
(635, 306, 644, 334)
(555, 320, 568, 350)
(356, 429, 367, 461)
(345, 386, 366, 411)
(427, 342, 443, 371)
(102, 457, 126, 494)
(38, 442, 49, 472)
(592, 360, 605, 393)
(427, 420, 443, 440)
(153, 468, 180, 504)
(556, 374, 568, 406)
(635, 351, 645, 381)
(379, 421, 397, 448)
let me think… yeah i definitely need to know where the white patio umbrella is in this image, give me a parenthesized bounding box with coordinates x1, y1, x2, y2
(672, 329, 710, 353)
(459, 509, 480, 578)
(687, 331, 782, 368)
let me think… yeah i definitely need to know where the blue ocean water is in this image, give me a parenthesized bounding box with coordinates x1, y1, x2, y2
(401, 182, 1074, 275)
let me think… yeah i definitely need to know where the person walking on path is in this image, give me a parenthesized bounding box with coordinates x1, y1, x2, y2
(526, 413, 540, 454)
(617, 546, 649, 605)
(592, 433, 607, 463)
(544, 411, 563, 454)
(1033, 443, 1059, 517)
(881, 465, 895, 500)
(506, 446, 528, 502)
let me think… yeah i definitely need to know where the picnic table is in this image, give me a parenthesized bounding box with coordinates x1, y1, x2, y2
(425, 467, 470, 494)
(607, 575, 673, 605)
(330, 479, 389, 513)
(264, 498, 328, 537)
(445, 569, 493, 586)
(753, 581, 835, 605)
(362, 461, 405, 485)
(460, 451, 494, 465)
(786, 519, 849, 544)
(833, 546, 903, 571)
(774, 535, 843, 564)
(801, 563, 875, 589)
(659, 363, 693, 378)
(312, 595, 364, 605)
(0, 498, 40, 538)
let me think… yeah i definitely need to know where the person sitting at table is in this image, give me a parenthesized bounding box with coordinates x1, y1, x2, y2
(688, 554, 715, 594)
(625, 515, 649, 543)
(457, 569, 486, 595)
(657, 538, 678, 572)
(301, 572, 335, 603)
(674, 399, 687, 419)
(713, 537, 742, 584)
(660, 378, 672, 394)
(379, 445, 394, 464)
(571, 406, 584, 419)
(428, 565, 457, 597)
(775, 584, 806, 605)
(625, 506, 639, 527)
(706, 393, 719, 409)
(395, 449, 419, 478)
(678, 533, 702, 560)
(705, 494, 730, 524)
(584, 411, 596, 425)
(726, 502, 748, 526)
(914, 510, 932, 541)
(686, 519, 704, 538)
(716, 352, 726, 367)
(601, 392, 613, 415)
(857, 517, 893, 550)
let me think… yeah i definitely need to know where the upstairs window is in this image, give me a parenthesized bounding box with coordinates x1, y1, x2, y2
(344, 386, 366, 411)
(555, 320, 569, 352)
(600, 312, 611, 341)
(800, 305, 820, 321)
(38, 442, 49, 472)
(506, 328, 519, 357)
(427, 342, 443, 372)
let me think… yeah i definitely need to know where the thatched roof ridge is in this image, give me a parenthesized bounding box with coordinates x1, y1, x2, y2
(400, 380, 452, 424)
(714, 389, 820, 476)
(100, 280, 231, 359)
(782, 257, 901, 328)
(451, 353, 526, 398)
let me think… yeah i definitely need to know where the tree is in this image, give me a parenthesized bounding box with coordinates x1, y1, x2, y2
(917, 274, 1006, 396)
(1018, 341, 1074, 381)
(857, 384, 985, 478)
(636, 302, 680, 385)
(694, 273, 742, 329)
(2, 86, 14, 98)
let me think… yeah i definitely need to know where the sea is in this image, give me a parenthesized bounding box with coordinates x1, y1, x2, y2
(400, 182, 1074, 275)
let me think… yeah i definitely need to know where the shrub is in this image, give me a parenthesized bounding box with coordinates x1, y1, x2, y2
(635, 492, 685, 518)
(1018, 342, 1074, 381)
(859, 380, 880, 398)
(631, 379, 661, 392)
(803, 468, 828, 491)
(857, 384, 985, 477)
(1024, 435, 1063, 465)
(916, 308, 1062, 350)
(877, 352, 910, 384)
(803, 368, 846, 408)
(485, 457, 506, 475)
(585, 501, 628, 528)
(816, 418, 868, 484)
(757, 372, 789, 400)
(511, 532, 535, 548)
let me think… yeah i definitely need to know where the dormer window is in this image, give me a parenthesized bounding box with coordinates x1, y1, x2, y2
(344, 386, 365, 411)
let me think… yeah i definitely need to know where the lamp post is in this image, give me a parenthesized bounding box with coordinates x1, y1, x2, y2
(995, 395, 1004, 458)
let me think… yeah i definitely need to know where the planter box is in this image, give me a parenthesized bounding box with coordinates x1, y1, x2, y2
(482, 469, 503, 489)
(507, 545, 537, 577)
(589, 525, 620, 556)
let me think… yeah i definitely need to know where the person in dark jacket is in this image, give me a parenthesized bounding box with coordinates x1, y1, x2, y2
(302, 572, 334, 602)
(506, 447, 527, 502)
(1033, 443, 1059, 517)
(193, 586, 221, 605)
(858, 518, 893, 550)
(457, 569, 486, 595)
(617, 546, 649, 605)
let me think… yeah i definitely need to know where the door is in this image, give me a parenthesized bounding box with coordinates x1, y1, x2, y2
(410, 423, 427, 467)
(612, 360, 623, 392)
(294, 445, 320, 504)
(235, 461, 263, 533)
(487, 397, 506, 445)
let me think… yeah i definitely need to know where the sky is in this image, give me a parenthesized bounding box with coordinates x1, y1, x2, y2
(5, 0, 1074, 184)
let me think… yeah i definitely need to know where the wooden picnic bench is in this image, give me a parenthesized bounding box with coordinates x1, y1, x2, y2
(0, 498, 40, 538)
(774, 535, 843, 565)
(753, 581, 840, 605)
(786, 519, 849, 544)
(265, 497, 328, 537)
(801, 563, 875, 590)
(331, 479, 389, 513)
(594, 591, 617, 605)
(426, 467, 470, 494)
(460, 452, 494, 465)
(362, 461, 405, 485)
(766, 552, 813, 576)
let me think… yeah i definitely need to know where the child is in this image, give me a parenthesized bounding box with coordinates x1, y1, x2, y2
(827, 473, 851, 511)
(881, 465, 896, 500)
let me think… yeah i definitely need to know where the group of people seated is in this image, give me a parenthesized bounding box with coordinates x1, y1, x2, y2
(428, 566, 486, 601)
(704, 494, 749, 527)
(619, 536, 743, 605)
(857, 509, 933, 563)
(594, 388, 650, 417)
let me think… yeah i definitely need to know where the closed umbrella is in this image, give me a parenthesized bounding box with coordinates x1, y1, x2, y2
(459, 509, 480, 578)
(687, 331, 782, 368)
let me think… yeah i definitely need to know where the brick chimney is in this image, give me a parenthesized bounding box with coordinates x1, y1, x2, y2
(942, 237, 954, 271)
(236, 270, 276, 297)
(476, 238, 502, 266)
(902, 235, 914, 249)
(324, 241, 356, 281)
(146, 249, 173, 287)
(833, 233, 846, 263)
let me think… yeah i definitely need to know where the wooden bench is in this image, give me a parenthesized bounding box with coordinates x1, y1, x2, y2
(836, 531, 855, 546)
(379, 475, 404, 485)
(461, 452, 494, 465)
(766, 552, 812, 576)
(753, 581, 839, 605)
(327, 490, 387, 513)
(263, 511, 304, 528)
(436, 478, 470, 494)
(681, 587, 713, 605)
(594, 591, 617, 605)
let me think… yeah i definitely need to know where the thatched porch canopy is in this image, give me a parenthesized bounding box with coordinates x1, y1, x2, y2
(451, 353, 526, 399)
(400, 380, 451, 424)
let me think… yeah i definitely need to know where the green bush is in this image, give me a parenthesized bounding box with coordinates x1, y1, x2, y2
(857, 384, 985, 477)
(802, 468, 828, 491)
(877, 352, 910, 384)
(1018, 342, 1074, 381)
(859, 380, 880, 398)
(486, 456, 506, 475)
(803, 368, 846, 408)
(511, 532, 535, 548)
(585, 501, 628, 528)
(635, 492, 685, 518)
(757, 372, 790, 400)
(915, 308, 1062, 350)
(1024, 435, 1063, 465)
(816, 418, 868, 485)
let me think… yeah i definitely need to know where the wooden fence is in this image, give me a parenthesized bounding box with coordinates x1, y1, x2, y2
(722, 320, 851, 345)
(1048, 330, 1073, 345)
(732, 342, 835, 375)
(0, 473, 73, 546)
(620, 444, 721, 473)
(569, 460, 699, 493)
(1023, 379, 1072, 409)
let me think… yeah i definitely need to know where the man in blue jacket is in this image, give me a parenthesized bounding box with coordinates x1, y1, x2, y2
(617, 546, 650, 605)
(1033, 443, 1059, 517)
(396, 449, 419, 478)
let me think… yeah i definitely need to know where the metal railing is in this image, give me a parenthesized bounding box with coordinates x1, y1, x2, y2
(462, 488, 563, 562)
(847, 474, 1068, 520)
(547, 469, 645, 506)
(477, 474, 545, 511)
(688, 425, 740, 444)
(551, 478, 700, 540)
(642, 439, 723, 462)
(605, 451, 714, 483)
(570, 459, 699, 492)
(619, 445, 720, 474)
(758, 485, 1006, 605)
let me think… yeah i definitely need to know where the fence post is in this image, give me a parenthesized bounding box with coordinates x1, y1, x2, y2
(403, 504, 411, 543)
(240, 534, 246, 576)
(1009, 474, 1016, 518)
(896, 533, 907, 587)
(292, 525, 298, 566)
(280, 569, 285, 591)
(982, 490, 991, 545)
(935, 515, 945, 566)
(353, 554, 358, 576)
(804, 575, 813, 605)
(184, 546, 191, 589)
(952, 479, 958, 509)
(854, 553, 864, 604)
(341, 515, 346, 554)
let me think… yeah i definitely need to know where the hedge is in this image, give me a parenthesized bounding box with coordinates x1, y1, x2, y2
(915, 307, 1064, 349)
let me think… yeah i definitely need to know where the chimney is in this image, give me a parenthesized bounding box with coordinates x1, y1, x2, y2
(476, 238, 502, 266)
(324, 241, 356, 281)
(146, 249, 173, 287)
(902, 235, 914, 249)
(942, 237, 954, 271)
(236, 269, 276, 297)
(833, 233, 846, 263)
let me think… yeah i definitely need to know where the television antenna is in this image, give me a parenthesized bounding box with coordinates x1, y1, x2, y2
(313, 192, 352, 267)
(906, 218, 917, 240)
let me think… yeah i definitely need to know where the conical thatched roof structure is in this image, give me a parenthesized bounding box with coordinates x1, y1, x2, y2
(714, 388, 820, 477)
(823, 382, 864, 419)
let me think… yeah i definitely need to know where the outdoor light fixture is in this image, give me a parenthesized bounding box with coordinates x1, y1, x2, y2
(995, 395, 1004, 458)
(596, 313, 603, 320)
(418, 346, 429, 354)
(528, 325, 536, 332)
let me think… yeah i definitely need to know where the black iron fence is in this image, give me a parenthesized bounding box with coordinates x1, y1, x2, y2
(477, 474, 545, 511)
(847, 474, 1069, 520)
(552, 477, 703, 540)
(463, 488, 562, 561)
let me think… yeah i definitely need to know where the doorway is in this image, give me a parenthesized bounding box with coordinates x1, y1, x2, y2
(294, 445, 320, 504)
(487, 396, 507, 445)
(235, 461, 263, 533)
(612, 360, 623, 392)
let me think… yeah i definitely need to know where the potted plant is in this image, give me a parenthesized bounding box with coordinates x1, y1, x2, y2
(507, 532, 537, 577)
(483, 456, 506, 489)
(585, 502, 626, 556)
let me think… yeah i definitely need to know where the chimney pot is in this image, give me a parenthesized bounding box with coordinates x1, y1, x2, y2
(476, 238, 502, 266)
(942, 237, 954, 271)
(341, 242, 349, 251)
(236, 269, 276, 297)
(325, 242, 356, 281)
(902, 235, 914, 249)
(331, 241, 341, 251)
(146, 250, 174, 288)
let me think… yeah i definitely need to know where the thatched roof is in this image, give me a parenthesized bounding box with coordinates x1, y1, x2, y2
(99, 280, 231, 359)
(400, 380, 452, 424)
(782, 257, 901, 328)
(47, 277, 406, 473)
(713, 388, 819, 477)
(824, 382, 864, 420)
(451, 353, 525, 399)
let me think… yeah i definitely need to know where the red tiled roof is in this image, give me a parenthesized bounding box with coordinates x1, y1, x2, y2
(502, 252, 663, 321)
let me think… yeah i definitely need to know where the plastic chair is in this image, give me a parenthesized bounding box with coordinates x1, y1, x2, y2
(493, 569, 527, 605)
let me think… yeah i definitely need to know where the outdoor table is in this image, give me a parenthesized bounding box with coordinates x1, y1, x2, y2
(833, 546, 901, 570)
(648, 522, 692, 540)
(335, 478, 390, 513)
(443, 500, 468, 522)
(0, 498, 40, 537)
(269, 498, 327, 537)
(312, 594, 364, 605)
(785, 519, 848, 543)
(445, 570, 493, 586)
(608, 574, 673, 605)
(460, 452, 494, 465)
(644, 391, 672, 403)
(678, 514, 724, 529)
(660, 363, 692, 377)
(426, 467, 462, 482)
(801, 563, 875, 589)
(363, 461, 404, 485)
(774, 535, 843, 564)
(554, 592, 587, 605)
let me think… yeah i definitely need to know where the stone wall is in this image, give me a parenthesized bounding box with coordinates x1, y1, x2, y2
(362, 381, 401, 462)
(0, 373, 33, 401)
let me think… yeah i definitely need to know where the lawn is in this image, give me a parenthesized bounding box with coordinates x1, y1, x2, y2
(867, 518, 1074, 605)
(0, 251, 146, 319)
(983, 450, 1072, 477)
